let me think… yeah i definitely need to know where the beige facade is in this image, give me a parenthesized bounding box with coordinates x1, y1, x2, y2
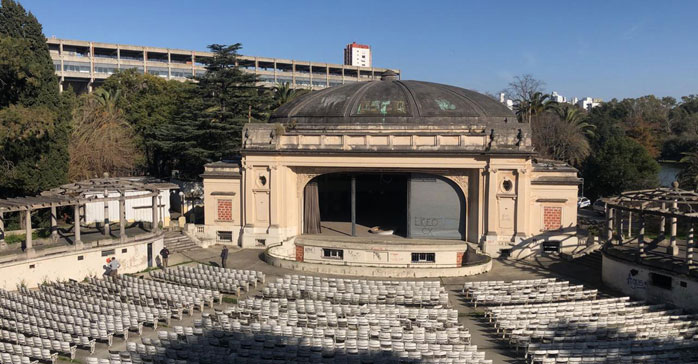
(201, 76, 581, 274)
(47, 38, 399, 93)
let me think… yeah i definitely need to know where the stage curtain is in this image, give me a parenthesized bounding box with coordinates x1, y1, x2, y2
(304, 181, 321, 234)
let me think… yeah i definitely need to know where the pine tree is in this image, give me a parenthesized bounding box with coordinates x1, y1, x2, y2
(155, 43, 272, 179)
(0, 0, 68, 197)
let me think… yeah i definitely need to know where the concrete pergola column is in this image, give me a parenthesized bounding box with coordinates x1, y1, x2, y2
(151, 195, 159, 233)
(637, 213, 646, 260)
(119, 196, 126, 243)
(686, 223, 695, 271)
(50, 205, 58, 243)
(659, 203, 666, 239)
(616, 209, 623, 244)
(605, 206, 614, 243)
(626, 212, 632, 237)
(669, 200, 679, 256)
(24, 209, 34, 256)
(103, 190, 110, 237)
(74, 204, 82, 248)
(0, 212, 6, 249)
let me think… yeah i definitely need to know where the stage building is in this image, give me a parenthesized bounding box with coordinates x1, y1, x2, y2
(200, 71, 582, 276)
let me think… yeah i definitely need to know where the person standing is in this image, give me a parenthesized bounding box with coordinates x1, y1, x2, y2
(220, 246, 229, 269)
(160, 246, 170, 269)
(107, 257, 121, 278)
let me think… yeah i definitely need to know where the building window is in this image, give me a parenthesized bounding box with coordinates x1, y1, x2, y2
(217, 231, 233, 242)
(217, 199, 233, 222)
(543, 206, 562, 231)
(322, 248, 344, 260)
(650, 273, 672, 290)
(411, 253, 435, 263)
(101, 249, 115, 257)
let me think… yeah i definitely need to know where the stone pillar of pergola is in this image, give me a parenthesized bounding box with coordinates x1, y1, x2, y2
(103, 190, 110, 238)
(668, 200, 679, 256)
(616, 209, 623, 244)
(151, 195, 159, 233)
(686, 223, 695, 272)
(626, 212, 632, 237)
(637, 213, 646, 260)
(119, 195, 126, 243)
(24, 209, 35, 256)
(605, 206, 614, 244)
(0, 211, 6, 250)
(74, 204, 82, 248)
(659, 203, 666, 240)
(50, 205, 59, 243)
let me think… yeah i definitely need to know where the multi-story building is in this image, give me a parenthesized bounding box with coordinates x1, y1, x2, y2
(343, 42, 371, 67)
(577, 97, 602, 111)
(47, 38, 398, 93)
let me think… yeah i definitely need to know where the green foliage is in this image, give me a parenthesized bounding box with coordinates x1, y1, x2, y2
(153, 43, 272, 179)
(0, 0, 68, 198)
(100, 69, 193, 176)
(581, 124, 659, 200)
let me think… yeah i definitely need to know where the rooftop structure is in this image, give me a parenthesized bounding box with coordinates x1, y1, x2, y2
(47, 38, 399, 93)
(343, 41, 371, 67)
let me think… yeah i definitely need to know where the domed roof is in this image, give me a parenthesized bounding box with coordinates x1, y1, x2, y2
(271, 76, 515, 125)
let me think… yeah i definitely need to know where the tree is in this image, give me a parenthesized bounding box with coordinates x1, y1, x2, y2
(100, 69, 192, 176)
(0, 0, 68, 198)
(69, 93, 139, 181)
(516, 91, 556, 123)
(154, 43, 272, 179)
(679, 150, 698, 190)
(532, 105, 595, 166)
(581, 124, 659, 200)
(503, 74, 545, 104)
(272, 82, 309, 109)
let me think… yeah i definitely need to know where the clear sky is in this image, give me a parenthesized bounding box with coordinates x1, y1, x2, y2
(20, 0, 698, 101)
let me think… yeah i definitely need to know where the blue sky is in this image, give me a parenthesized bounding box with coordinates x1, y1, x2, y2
(21, 0, 698, 101)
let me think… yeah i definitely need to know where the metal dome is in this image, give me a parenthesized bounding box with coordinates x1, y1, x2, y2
(270, 76, 516, 125)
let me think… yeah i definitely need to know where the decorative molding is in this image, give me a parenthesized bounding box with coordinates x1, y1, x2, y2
(443, 172, 469, 199)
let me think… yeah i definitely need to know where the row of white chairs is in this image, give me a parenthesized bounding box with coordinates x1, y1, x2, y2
(0, 342, 56, 364)
(0, 317, 95, 353)
(0, 328, 76, 359)
(0, 352, 36, 364)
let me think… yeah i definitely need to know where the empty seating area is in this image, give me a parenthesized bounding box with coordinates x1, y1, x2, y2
(462, 278, 598, 307)
(472, 279, 698, 363)
(89, 274, 491, 363)
(150, 264, 264, 296)
(263, 275, 449, 307)
(0, 268, 229, 364)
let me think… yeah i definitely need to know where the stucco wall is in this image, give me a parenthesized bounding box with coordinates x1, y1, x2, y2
(602, 253, 698, 312)
(0, 236, 163, 291)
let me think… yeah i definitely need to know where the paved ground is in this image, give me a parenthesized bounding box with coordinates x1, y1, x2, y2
(76, 245, 612, 364)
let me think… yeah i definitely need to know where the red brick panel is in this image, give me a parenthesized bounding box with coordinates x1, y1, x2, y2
(456, 252, 464, 266)
(543, 206, 562, 231)
(295, 246, 304, 262)
(217, 199, 233, 222)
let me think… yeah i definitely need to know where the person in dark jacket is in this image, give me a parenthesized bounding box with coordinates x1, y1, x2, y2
(221, 246, 229, 268)
(160, 247, 170, 269)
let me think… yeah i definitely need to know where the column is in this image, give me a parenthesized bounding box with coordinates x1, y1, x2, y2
(50, 206, 58, 242)
(669, 201, 679, 256)
(24, 209, 34, 255)
(515, 168, 529, 239)
(351, 175, 356, 237)
(0, 212, 6, 249)
(74, 205, 82, 248)
(103, 191, 110, 237)
(638, 213, 646, 260)
(626, 212, 632, 237)
(659, 203, 666, 239)
(605, 206, 614, 243)
(686, 223, 695, 271)
(152, 195, 159, 233)
(119, 196, 126, 243)
(616, 209, 623, 244)
(159, 195, 164, 229)
(485, 167, 498, 237)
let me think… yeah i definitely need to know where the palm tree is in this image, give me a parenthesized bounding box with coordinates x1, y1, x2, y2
(93, 88, 121, 114)
(273, 82, 296, 108)
(515, 92, 556, 123)
(553, 104, 595, 138)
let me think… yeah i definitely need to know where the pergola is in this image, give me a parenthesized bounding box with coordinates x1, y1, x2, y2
(603, 184, 698, 271)
(0, 178, 170, 256)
